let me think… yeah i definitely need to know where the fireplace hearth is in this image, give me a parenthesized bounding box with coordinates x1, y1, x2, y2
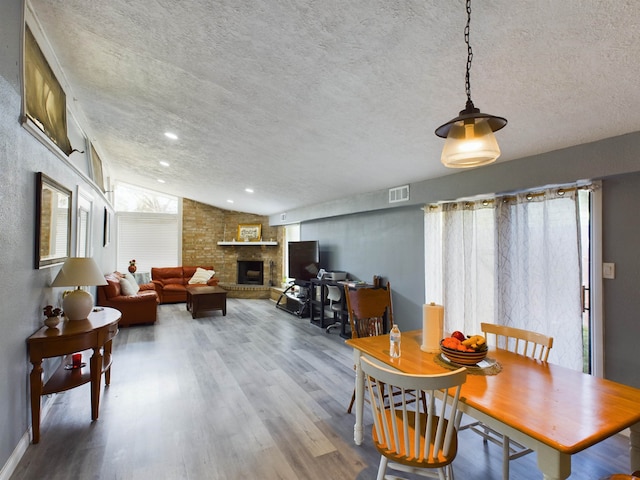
(237, 260, 264, 285)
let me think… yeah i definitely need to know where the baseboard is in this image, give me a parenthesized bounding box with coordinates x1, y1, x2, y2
(0, 431, 29, 480)
(0, 395, 53, 480)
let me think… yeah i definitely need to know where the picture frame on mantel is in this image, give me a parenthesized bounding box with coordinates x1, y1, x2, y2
(237, 224, 262, 242)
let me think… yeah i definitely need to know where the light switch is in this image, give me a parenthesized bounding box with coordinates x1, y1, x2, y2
(603, 262, 615, 279)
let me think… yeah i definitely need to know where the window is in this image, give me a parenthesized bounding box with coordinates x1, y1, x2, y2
(283, 224, 300, 283)
(76, 189, 93, 257)
(117, 213, 179, 272)
(425, 185, 595, 372)
(114, 182, 178, 214)
(115, 183, 180, 272)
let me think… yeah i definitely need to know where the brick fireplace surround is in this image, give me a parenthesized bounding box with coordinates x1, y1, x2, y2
(181, 198, 284, 299)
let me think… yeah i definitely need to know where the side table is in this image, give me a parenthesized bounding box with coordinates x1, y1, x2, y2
(26, 307, 121, 443)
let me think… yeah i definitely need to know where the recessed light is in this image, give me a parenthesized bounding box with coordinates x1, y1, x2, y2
(227, 199, 234, 203)
(245, 188, 254, 193)
(159, 161, 170, 167)
(164, 132, 178, 140)
(157, 179, 166, 183)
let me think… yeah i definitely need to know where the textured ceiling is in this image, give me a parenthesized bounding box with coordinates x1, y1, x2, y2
(29, 0, 640, 215)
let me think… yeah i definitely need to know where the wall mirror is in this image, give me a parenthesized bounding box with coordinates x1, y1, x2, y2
(35, 172, 72, 268)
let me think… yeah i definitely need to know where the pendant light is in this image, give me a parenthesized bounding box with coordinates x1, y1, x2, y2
(435, 0, 507, 168)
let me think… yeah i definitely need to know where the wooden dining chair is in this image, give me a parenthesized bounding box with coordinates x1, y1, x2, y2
(361, 355, 467, 480)
(345, 283, 394, 413)
(481, 322, 553, 361)
(459, 322, 554, 480)
(345, 283, 394, 339)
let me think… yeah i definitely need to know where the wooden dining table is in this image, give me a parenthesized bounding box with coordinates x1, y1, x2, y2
(347, 330, 640, 480)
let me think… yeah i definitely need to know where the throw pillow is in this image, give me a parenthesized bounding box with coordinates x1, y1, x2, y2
(123, 272, 140, 293)
(188, 267, 215, 284)
(119, 277, 138, 296)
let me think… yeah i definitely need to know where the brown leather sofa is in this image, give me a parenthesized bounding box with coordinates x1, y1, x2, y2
(97, 272, 159, 326)
(151, 266, 219, 304)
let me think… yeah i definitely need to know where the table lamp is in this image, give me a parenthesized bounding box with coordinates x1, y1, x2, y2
(51, 257, 107, 321)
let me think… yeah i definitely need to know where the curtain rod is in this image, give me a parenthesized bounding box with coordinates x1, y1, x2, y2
(423, 183, 595, 211)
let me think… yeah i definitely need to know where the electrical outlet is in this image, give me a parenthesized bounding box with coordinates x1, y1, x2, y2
(603, 262, 615, 279)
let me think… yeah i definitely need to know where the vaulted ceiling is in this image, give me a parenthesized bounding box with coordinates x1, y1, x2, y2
(29, 0, 640, 215)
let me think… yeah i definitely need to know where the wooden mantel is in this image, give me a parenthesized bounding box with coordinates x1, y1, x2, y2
(216, 241, 278, 246)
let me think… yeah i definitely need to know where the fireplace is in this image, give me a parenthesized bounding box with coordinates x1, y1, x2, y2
(237, 260, 264, 285)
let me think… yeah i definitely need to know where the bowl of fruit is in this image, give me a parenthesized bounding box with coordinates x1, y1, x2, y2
(440, 331, 488, 366)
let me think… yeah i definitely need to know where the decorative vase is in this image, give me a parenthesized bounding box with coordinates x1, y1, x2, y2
(44, 316, 61, 329)
(128, 265, 137, 273)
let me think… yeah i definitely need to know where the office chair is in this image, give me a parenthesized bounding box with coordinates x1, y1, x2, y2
(325, 284, 344, 333)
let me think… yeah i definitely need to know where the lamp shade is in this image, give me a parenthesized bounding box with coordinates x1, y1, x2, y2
(51, 257, 107, 320)
(440, 117, 501, 168)
(435, 102, 507, 169)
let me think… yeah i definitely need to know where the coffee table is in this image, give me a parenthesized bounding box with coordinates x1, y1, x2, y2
(186, 285, 228, 318)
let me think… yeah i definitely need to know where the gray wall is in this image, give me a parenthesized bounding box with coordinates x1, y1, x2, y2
(271, 132, 640, 225)
(288, 138, 640, 391)
(602, 172, 640, 385)
(0, 0, 115, 470)
(302, 206, 425, 330)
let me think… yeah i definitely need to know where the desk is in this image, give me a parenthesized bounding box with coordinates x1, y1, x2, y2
(27, 307, 121, 443)
(347, 330, 640, 480)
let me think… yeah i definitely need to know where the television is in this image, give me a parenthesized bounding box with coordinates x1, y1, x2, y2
(288, 241, 320, 281)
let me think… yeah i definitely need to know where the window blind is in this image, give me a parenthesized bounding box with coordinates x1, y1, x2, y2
(117, 213, 179, 273)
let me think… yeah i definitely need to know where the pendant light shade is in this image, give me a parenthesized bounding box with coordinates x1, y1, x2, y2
(436, 100, 507, 168)
(435, 0, 507, 168)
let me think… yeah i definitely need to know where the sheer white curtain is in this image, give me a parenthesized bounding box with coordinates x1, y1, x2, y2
(495, 190, 583, 369)
(425, 201, 495, 337)
(425, 188, 583, 371)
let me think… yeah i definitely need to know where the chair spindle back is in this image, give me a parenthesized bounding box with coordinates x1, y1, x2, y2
(361, 356, 467, 469)
(345, 283, 393, 339)
(481, 322, 553, 362)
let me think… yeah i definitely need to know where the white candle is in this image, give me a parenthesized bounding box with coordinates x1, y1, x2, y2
(421, 303, 444, 353)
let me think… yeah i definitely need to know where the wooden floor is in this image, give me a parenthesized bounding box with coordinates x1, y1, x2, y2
(11, 300, 631, 480)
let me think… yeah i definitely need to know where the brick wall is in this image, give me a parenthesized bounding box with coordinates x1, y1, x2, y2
(182, 198, 284, 286)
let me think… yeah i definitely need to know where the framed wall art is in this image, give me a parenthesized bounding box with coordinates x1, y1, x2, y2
(237, 224, 262, 242)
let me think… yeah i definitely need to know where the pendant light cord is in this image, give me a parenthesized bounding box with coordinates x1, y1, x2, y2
(434, 0, 507, 145)
(464, 0, 473, 106)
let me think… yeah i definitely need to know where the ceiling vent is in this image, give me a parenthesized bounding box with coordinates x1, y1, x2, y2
(389, 185, 409, 204)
